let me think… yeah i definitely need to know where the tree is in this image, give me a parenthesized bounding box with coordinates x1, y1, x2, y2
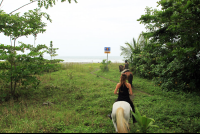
(47, 41, 58, 61)
(0, 0, 67, 101)
(137, 0, 200, 92)
(0, 8, 57, 99)
(120, 32, 149, 66)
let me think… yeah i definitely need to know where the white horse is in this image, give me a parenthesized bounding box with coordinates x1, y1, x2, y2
(111, 101, 133, 133)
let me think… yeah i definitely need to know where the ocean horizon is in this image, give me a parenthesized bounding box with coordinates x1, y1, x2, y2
(0, 56, 126, 63)
(43, 56, 125, 63)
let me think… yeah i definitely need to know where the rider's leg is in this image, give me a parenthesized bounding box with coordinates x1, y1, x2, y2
(127, 99, 137, 124)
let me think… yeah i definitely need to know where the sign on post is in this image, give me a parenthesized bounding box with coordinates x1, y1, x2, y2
(104, 47, 110, 71)
(104, 47, 110, 53)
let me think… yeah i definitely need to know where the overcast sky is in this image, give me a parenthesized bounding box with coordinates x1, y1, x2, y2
(0, 0, 161, 56)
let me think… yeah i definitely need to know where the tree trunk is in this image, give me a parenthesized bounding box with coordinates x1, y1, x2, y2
(10, 36, 13, 94)
(13, 38, 17, 95)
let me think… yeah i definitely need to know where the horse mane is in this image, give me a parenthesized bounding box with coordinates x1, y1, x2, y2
(116, 107, 129, 133)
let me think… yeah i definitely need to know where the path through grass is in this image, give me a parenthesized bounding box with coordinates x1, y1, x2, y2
(0, 62, 200, 133)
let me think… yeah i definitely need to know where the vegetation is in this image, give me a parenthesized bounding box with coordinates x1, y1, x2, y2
(35, 0, 78, 9)
(0, 7, 64, 100)
(47, 41, 59, 61)
(131, 107, 158, 133)
(120, 0, 200, 93)
(0, 63, 200, 133)
(0, 0, 77, 15)
(1, 0, 200, 133)
(120, 32, 149, 74)
(99, 59, 111, 72)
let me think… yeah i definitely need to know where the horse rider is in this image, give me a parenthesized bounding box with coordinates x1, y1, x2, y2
(108, 73, 137, 124)
(121, 60, 129, 74)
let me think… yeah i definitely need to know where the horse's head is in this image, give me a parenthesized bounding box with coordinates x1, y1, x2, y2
(119, 65, 124, 72)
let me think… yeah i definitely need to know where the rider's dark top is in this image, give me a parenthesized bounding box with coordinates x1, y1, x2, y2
(118, 83, 130, 102)
(125, 63, 129, 69)
(115, 83, 136, 123)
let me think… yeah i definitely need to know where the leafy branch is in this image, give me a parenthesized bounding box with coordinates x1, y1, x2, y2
(0, 0, 3, 7)
(9, 0, 78, 15)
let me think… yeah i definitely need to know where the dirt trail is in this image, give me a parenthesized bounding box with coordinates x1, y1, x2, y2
(90, 68, 152, 100)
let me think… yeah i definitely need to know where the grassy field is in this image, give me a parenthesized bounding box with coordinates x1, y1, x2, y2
(0, 62, 200, 133)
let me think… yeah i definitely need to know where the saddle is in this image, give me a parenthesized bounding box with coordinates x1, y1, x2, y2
(121, 69, 129, 74)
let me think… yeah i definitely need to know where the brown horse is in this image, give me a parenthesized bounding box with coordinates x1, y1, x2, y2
(119, 65, 133, 88)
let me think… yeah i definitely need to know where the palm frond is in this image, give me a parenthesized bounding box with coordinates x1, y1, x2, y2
(120, 32, 150, 62)
(120, 46, 131, 57)
(125, 42, 135, 53)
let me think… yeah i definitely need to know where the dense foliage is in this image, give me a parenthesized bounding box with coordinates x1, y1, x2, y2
(120, 32, 149, 74)
(122, 0, 200, 93)
(0, 3, 65, 100)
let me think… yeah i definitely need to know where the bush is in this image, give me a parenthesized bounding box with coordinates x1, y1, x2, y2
(127, 0, 200, 93)
(100, 59, 111, 72)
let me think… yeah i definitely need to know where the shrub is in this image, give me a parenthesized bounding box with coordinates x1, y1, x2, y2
(100, 59, 111, 72)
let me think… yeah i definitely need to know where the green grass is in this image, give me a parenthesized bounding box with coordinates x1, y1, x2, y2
(0, 62, 200, 133)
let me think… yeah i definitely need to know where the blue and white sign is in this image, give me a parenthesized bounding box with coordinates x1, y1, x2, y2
(104, 47, 110, 53)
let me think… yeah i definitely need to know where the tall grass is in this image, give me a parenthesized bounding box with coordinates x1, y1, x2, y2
(0, 62, 114, 133)
(0, 62, 200, 133)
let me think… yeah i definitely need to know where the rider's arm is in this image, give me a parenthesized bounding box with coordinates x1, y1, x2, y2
(114, 83, 120, 94)
(128, 83, 133, 95)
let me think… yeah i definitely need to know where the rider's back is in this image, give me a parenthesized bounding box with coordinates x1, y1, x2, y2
(118, 83, 130, 101)
(124, 63, 129, 69)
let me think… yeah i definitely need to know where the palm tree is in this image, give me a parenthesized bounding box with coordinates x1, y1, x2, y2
(120, 31, 149, 64)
